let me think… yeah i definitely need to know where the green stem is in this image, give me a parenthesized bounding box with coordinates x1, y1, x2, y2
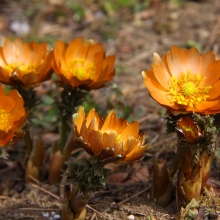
(62, 130, 75, 161)
(60, 116, 68, 152)
(24, 130, 33, 155)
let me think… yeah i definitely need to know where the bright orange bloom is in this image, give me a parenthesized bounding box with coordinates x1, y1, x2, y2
(0, 38, 53, 89)
(0, 85, 28, 146)
(73, 106, 148, 163)
(176, 117, 204, 144)
(142, 46, 220, 114)
(52, 38, 116, 90)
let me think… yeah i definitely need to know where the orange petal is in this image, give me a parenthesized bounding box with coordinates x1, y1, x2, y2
(120, 121, 139, 143)
(0, 96, 16, 112)
(103, 132, 117, 149)
(114, 118, 128, 134)
(202, 61, 220, 87)
(101, 110, 116, 132)
(209, 80, 220, 99)
(86, 43, 104, 62)
(123, 144, 148, 162)
(143, 74, 172, 107)
(54, 40, 67, 68)
(123, 136, 139, 155)
(152, 53, 170, 90)
(73, 106, 85, 133)
(86, 108, 98, 125)
(167, 46, 202, 78)
(65, 38, 83, 63)
(88, 130, 103, 156)
(114, 141, 124, 156)
(79, 120, 89, 141)
(0, 130, 14, 146)
(101, 55, 116, 78)
(195, 100, 219, 111)
(0, 48, 7, 67)
(200, 51, 216, 77)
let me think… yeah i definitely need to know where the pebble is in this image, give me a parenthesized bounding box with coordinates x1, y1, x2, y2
(127, 215, 135, 220)
(10, 20, 30, 36)
(42, 212, 49, 217)
(110, 202, 118, 209)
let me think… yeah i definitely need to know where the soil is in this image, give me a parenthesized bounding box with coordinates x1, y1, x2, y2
(0, 0, 220, 219)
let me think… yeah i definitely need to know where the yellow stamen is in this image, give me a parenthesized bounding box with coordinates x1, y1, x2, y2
(67, 60, 96, 80)
(0, 109, 10, 131)
(182, 126, 197, 134)
(5, 63, 37, 74)
(168, 72, 211, 108)
(19, 64, 37, 73)
(116, 134, 121, 143)
(5, 63, 18, 73)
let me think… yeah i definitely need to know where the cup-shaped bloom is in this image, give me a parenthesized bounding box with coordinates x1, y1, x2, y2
(142, 46, 220, 114)
(72, 106, 148, 163)
(52, 38, 116, 90)
(176, 117, 204, 144)
(0, 85, 28, 146)
(0, 38, 53, 89)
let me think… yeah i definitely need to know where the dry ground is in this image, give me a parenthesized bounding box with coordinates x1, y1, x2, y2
(0, 0, 220, 219)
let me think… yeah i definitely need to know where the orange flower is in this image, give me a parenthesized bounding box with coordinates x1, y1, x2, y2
(0, 38, 53, 89)
(0, 85, 28, 146)
(142, 46, 220, 114)
(52, 38, 116, 90)
(73, 106, 148, 163)
(176, 117, 204, 144)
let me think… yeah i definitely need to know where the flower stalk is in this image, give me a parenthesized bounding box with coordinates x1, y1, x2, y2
(175, 114, 216, 209)
(63, 157, 111, 219)
(142, 46, 220, 210)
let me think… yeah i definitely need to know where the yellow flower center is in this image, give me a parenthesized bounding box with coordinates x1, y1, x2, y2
(0, 109, 10, 131)
(19, 64, 37, 73)
(168, 72, 212, 108)
(67, 60, 96, 81)
(5, 63, 18, 73)
(182, 82, 196, 96)
(5, 63, 37, 74)
(182, 126, 196, 134)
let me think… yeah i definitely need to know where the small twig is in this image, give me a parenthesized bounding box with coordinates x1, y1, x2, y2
(210, 179, 220, 186)
(70, 148, 84, 156)
(137, 113, 156, 123)
(18, 207, 61, 211)
(124, 48, 157, 66)
(160, 214, 169, 220)
(117, 186, 151, 205)
(27, 175, 40, 185)
(86, 205, 109, 219)
(31, 183, 60, 200)
(149, 134, 159, 146)
(0, 196, 9, 199)
(90, 213, 97, 220)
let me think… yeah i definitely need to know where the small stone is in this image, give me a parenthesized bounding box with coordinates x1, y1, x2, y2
(110, 202, 118, 209)
(10, 20, 30, 36)
(42, 212, 49, 217)
(127, 215, 135, 220)
(54, 214, 61, 219)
